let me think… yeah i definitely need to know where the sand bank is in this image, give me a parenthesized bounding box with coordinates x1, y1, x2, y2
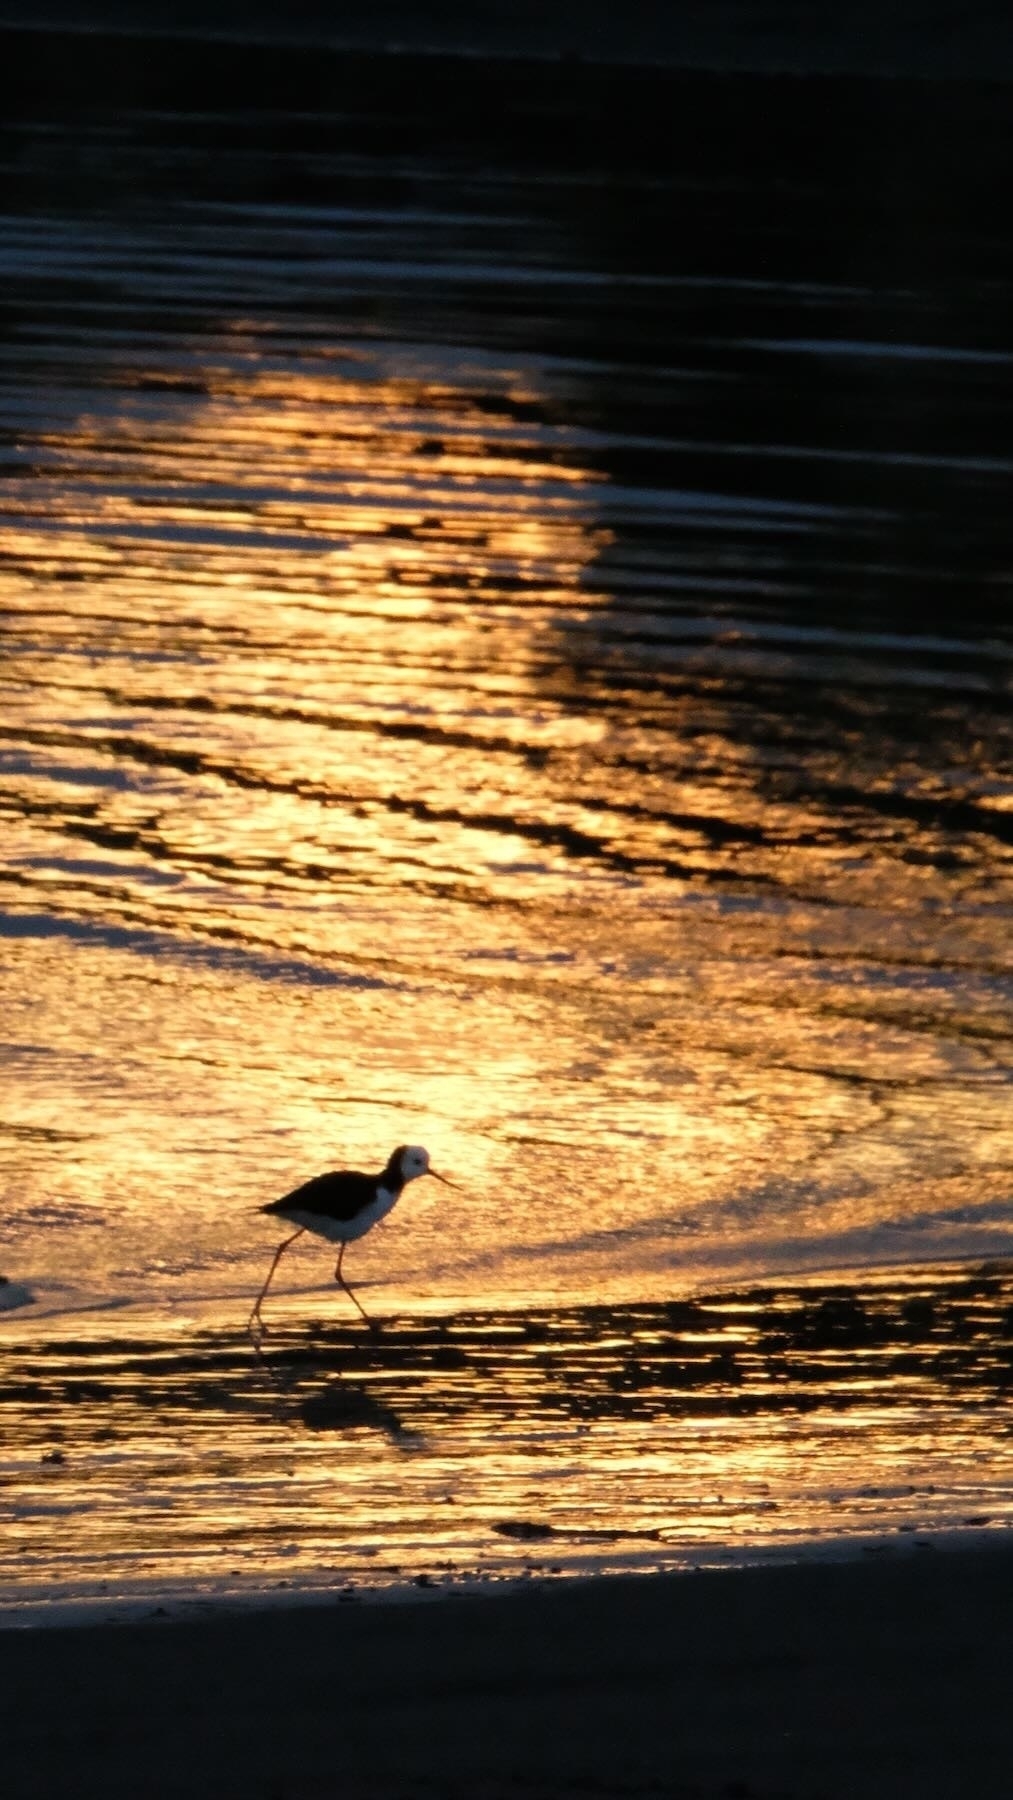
(3, 1544, 1012, 1798)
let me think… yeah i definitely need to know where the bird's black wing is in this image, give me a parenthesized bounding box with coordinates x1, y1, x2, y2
(263, 1169, 376, 1222)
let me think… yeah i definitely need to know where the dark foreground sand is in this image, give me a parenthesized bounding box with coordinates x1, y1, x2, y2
(2, 1547, 1012, 1799)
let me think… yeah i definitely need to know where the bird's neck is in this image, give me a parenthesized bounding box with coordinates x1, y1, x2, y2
(380, 1155, 406, 1197)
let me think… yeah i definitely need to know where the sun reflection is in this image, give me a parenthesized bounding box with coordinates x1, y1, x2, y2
(3, 171, 1012, 1349)
(1, 1271, 1011, 1610)
(2, 347, 615, 947)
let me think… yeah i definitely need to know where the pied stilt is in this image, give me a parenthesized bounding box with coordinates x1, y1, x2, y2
(248, 1144, 455, 1333)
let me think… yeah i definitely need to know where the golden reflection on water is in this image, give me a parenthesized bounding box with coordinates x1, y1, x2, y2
(3, 294, 1013, 1334)
(2, 354, 610, 934)
(1, 1270, 1011, 1614)
(3, 79, 1012, 1628)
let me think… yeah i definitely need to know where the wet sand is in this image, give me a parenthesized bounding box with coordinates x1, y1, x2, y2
(2, 1545, 1012, 1798)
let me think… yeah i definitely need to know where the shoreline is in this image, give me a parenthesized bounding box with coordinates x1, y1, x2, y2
(4, 1249, 1012, 1340)
(3, 1540, 1012, 1798)
(3, 1520, 1012, 1633)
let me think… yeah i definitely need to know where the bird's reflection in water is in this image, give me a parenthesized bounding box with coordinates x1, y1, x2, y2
(298, 1379, 416, 1445)
(248, 1315, 467, 1442)
(249, 1339, 419, 1443)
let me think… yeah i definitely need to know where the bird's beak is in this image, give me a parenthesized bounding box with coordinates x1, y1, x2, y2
(427, 1168, 460, 1190)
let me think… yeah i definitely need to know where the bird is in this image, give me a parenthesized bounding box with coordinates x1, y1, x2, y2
(248, 1144, 455, 1333)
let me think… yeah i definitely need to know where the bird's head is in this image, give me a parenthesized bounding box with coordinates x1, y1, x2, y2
(394, 1145, 458, 1189)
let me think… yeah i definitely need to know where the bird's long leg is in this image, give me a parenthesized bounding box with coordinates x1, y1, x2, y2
(335, 1241, 376, 1330)
(249, 1228, 305, 1333)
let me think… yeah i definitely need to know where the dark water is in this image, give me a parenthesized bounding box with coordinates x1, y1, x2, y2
(1, 31, 1011, 1607)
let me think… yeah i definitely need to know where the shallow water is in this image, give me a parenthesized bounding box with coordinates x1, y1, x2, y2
(1, 36, 1012, 1608)
(3, 1267, 1012, 1618)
